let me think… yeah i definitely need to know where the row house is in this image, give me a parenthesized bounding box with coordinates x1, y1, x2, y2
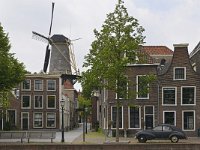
(98, 43, 200, 137)
(0, 91, 20, 130)
(1, 73, 79, 131)
(20, 73, 62, 130)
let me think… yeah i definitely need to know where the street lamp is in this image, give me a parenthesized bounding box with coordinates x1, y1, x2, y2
(60, 98, 65, 143)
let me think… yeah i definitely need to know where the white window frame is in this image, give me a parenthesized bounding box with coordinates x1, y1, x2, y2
(34, 79, 43, 91)
(181, 86, 196, 106)
(47, 95, 56, 109)
(163, 111, 176, 126)
(34, 95, 43, 109)
(136, 75, 149, 99)
(115, 77, 129, 99)
(46, 112, 56, 128)
(162, 87, 177, 106)
(21, 79, 31, 91)
(47, 80, 56, 91)
(33, 112, 43, 128)
(173, 67, 186, 80)
(21, 112, 29, 130)
(182, 110, 195, 131)
(21, 95, 31, 109)
(111, 106, 124, 129)
(128, 106, 141, 129)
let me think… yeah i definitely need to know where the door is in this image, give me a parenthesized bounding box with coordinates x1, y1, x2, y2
(145, 106, 154, 129)
(145, 115, 153, 129)
(22, 113, 29, 130)
(7, 110, 16, 128)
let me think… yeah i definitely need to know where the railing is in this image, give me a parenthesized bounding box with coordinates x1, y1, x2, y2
(0, 131, 56, 143)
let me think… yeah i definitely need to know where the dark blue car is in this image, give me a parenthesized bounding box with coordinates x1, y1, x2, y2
(135, 124, 187, 143)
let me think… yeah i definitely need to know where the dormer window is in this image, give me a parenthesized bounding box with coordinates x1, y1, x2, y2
(174, 67, 186, 80)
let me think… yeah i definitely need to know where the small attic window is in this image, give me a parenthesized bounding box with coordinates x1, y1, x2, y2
(174, 67, 186, 80)
(160, 59, 166, 66)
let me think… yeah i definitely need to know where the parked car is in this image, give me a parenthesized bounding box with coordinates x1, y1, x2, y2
(135, 124, 187, 143)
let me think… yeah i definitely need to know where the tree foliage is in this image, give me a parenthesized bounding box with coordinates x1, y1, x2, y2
(81, 0, 145, 142)
(0, 23, 26, 109)
(81, 0, 145, 95)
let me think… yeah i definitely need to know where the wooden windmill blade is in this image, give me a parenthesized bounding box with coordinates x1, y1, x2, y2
(32, 2, 55, 73)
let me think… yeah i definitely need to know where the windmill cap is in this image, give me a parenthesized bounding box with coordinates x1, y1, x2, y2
(51, 34, 70, 43)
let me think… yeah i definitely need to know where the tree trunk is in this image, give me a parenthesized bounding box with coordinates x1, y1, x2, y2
(115, 99, 119, 142)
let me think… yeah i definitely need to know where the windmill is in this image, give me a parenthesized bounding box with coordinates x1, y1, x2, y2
(32, 2, 79, 84)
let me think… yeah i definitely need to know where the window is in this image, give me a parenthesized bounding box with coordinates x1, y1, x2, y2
(163, 111, 176, 125)
(162, 87, 176, 105)
(22, 95, 31, 108)
(111, 106, 123, 129)
(153, 126, 162, 131)
(145, 106, 154, 129)
(163, 126, 172, 131)
(182, 86, 195, 105)
(124, 50, 137, 64)
(21, 112, 29, 130)
(137, 75, 149, 99)
(174, 67, 186, 80)
(47, 80, 56, 91)
(47, 95, 56, 109)
(116, 76, 128, 99)
(34, 95, 43, 109)
(46, 113, 56, 128)
(129, 106, 141, 129)
(7, 110, 16, 127)
(22, 79, 31, 90)
(183, 111, 195, 131)
(34, 79, 43, 91)
(33, 113, 43, 128)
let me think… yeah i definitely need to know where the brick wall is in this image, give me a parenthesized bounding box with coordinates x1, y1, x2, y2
(0, 144, 199, 150)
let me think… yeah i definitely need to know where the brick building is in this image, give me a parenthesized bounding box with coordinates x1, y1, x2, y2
(20, 73, 61, 130)
(98, 43, 200, 137)
(0, 73, 79, 131)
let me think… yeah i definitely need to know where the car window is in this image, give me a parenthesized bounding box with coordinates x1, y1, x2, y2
(163, 126, 172, 131)
(153, 126, 162, 131)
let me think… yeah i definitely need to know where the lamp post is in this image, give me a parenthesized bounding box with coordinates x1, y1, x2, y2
(85, 107, 88, 134)
(83, 105, 86, 142)
(60, 98, 65, 143)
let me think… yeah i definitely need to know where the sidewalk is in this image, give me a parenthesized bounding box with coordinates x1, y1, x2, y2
(0, 125, 83, 143)
(1, 125, 200, 144)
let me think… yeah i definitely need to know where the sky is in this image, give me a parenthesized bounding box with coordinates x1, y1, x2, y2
(1, 0, 200, 90)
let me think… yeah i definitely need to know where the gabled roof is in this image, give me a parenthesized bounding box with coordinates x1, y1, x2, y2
(136, 45, 173, 64)
(140, 46, 173, 56)
(190, 41, 200, 57)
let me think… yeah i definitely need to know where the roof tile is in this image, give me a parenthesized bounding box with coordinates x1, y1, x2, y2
(141, 46, 173, 55)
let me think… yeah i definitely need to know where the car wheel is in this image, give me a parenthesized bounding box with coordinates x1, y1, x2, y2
(171, 135, 179, 143)
(138, 135, 147, 143)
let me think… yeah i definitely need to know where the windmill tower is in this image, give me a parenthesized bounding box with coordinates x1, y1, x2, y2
(32, 2, 79, 84)
(49, 34, 72, 74)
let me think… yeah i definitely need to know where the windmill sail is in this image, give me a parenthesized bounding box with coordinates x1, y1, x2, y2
(43, 46, 51, 73)
(32, 2, 79, 78)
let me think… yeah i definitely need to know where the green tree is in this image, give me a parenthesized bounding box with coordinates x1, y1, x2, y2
(81, 0, 145, 142)
(0, 23, 26, 110)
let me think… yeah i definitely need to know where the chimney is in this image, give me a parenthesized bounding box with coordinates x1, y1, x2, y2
(173, 43, 189, 48)
(172, 43, 189, 65)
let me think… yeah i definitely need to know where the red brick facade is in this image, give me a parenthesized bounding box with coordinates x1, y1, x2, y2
(99, 44, 200, 137)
